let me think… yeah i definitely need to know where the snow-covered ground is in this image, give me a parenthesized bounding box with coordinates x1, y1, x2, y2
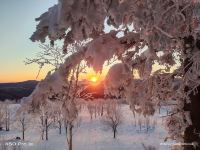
(0, 104, 171, 150)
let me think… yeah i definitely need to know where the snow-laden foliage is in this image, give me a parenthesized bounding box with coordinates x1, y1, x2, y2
(85, 31, 124, 72)
(29, 0, 200, 147)
(104, 63, 132, 96)
(31, 0, 200, 53)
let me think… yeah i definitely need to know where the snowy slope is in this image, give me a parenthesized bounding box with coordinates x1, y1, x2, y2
(0, 104, 171, 150)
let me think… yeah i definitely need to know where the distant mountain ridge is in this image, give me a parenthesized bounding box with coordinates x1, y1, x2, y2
(0, 80, 105, 101)
(0, 80, 38, 101)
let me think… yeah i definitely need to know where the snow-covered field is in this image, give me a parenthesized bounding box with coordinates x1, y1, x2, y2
(0, 104, 171, 150)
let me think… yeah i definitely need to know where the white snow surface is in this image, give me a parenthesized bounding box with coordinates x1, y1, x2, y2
(0, 104, 172, 150)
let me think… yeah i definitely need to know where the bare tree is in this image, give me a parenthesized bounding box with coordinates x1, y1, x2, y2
(152, 119, 157, 129)
(89, 99, 105, 118)
(61, 61, 92, 150)
(63, 115, 69, 137)
(87, 102, 94, 120)
(0, 102, 5, 130)
(38, 111, 45, 140)
(43, 61, 88, 150)
(25, 44, 65, 79)
(38, 103, 54, 141)
(100, 99, 105, 117)
(16, 105, 31, 140)
(4, 100, 12, 131)
(145, 117, 150, 133)
(62, 64, 82, 150)
(0, 100, 13, 131)
(19, 112, 28, 140)
(53, 102, 63, 135)
(56, 111, 63, 135)
(95, 99, 103, 117)
(138, 118, 142, 132)
(103, 100, 122, 139)
(25, 44, 65, 141)
(61, 97, 78, 150)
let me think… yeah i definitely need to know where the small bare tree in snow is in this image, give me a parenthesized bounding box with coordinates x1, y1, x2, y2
(38, 102, 54, 141)
(100, 99, 105, 117)
(53, 102, 63, 135)
(145, 117, 150, 133)
(138, 117, 143, 132)
(87, 102, 95, 120)
(38, 110, 45, 140)
(15, 104, 31, 141)
(62, 64, 84, 150)
(95, 99, 105, 117)
(50, 61, 89, 150)
(86, 99, 104, 120)
(0, 102, 5, 130)
(4, 100, 12, 131)
(103, 100, 122, 139)
(152, 119, 157, 129)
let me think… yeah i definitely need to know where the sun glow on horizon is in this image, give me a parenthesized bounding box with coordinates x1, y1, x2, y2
(90, 76, 98, 83)
(79, 66, 107, 83)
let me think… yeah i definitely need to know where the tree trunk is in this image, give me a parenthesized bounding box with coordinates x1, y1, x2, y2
(184, 86, 200, 150)
(183, 36, 200, 150)
(101, 106, 104, 116)
(68, 123, 73, 150)
(65, 125, 68, 136)
(42, 130, 44, 140)
(23, 130, 25, 140)
(7, 117, 9, 131)
(41, 116, 44, 140)
(65, 120, 68, 136)
(22, 125, 25, 140)
(6, 119, 8, 131)
(6, 111, 9, 131)
(113, 127, 116, 139)
(95, 106, 97, 118)
(45, 118, 48, 141)
(59, 121, 62, 134)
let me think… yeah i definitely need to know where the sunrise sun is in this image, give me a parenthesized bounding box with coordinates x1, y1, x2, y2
(90, 76, 98, 83)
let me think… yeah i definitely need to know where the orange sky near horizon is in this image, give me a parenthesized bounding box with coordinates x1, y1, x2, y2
(0, 64, 109, 83)
(0, 61, 179, 83)
(0, 64, 50, 83)
(0, 59, 178, 84)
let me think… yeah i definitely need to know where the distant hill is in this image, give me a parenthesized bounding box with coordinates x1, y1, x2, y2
(0, 79, 105, 101)
(0, 80, 38, 101)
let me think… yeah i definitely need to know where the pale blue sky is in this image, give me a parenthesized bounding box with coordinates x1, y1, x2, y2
(0, 0, 57, 82)
(0, 0, 120, 83)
